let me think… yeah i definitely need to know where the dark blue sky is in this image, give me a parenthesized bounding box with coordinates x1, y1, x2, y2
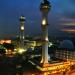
(0, 0, 75, 38)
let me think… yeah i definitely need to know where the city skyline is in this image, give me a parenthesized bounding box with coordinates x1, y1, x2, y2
(0, 0, 75, 38)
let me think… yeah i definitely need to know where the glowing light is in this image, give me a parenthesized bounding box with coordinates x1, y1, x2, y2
(49, 42, 53, 47)
(0, 40, 11, 44)
(32, 74, 35, 75)
(23, 36, 24, 39)
(5, 49, 12, 55)
(42, 19, 46, 25)
(14, 49, 17, 51)
(43, 63, 50, 67)
(45, 37, 48, 41)
(21, 26, 24, 30)
(6, 40, 11, 43)
(44, 72, 48, 75)
(33, 41, 36, 47)
(5, 49, 8, 54)
(18, 48, 26, 54)
(29, 59, 75, 74)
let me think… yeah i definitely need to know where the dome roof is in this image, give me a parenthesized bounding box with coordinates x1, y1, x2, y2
(59, 40, 74, 49)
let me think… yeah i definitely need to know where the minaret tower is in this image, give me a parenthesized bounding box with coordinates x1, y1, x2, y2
(40, 0, 51, 65)
(20, 16, 25, 48)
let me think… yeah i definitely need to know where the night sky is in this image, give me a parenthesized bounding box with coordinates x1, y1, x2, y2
(0, 0, 75, 38)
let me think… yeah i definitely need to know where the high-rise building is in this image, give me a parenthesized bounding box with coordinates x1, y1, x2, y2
(40, 0, 51, 65)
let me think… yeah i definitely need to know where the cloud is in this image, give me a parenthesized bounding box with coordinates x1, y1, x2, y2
(64, 12, 75, 19)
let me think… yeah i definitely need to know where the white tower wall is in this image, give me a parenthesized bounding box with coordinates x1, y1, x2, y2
(40, 0, 51, 65)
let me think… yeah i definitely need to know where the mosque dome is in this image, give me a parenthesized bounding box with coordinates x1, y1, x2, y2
(59, 40, 74, 49)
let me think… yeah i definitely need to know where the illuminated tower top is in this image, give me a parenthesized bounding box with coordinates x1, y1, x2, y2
(40, 0, 51, 13)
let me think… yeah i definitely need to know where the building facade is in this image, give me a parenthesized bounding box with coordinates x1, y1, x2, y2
(55, 49, 75, 61)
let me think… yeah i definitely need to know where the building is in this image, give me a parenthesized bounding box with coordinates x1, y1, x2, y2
(55, 48, 75, 61)
(55, 40, 75, 61)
